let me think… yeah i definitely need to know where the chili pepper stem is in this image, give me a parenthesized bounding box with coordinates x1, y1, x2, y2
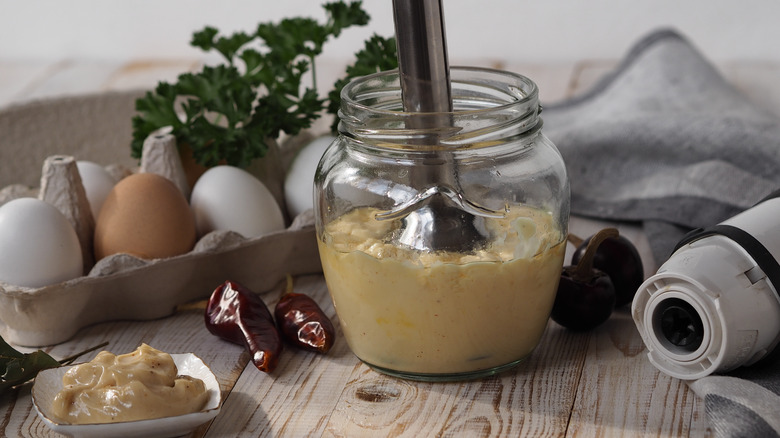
(572, 228, 619, 282)
(284, 274, 294, 295)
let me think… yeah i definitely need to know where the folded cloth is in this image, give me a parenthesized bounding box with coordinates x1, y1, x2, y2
(542, 28, 780, 264)
(541, 28, 780, 438)
(687, 347, 780, 438)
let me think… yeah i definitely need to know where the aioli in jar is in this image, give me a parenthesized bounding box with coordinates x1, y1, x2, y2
(318, 205, 565, 376)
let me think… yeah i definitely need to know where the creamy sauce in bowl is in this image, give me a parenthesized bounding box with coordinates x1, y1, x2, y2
(51, 344, 209, 424)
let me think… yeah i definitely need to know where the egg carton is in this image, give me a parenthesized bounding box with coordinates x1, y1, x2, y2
(0, 91, 325, 347)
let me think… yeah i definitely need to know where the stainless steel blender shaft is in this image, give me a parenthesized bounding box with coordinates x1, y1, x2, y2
(390, 0, 488, 252)
(393, 0, 453, 115)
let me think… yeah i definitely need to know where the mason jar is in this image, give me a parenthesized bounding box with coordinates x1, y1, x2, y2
(314, 67, 570, 381)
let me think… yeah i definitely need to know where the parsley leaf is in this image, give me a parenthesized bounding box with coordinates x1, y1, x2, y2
(131, 1, 374, 168)
(327, 34, 398, 133)
(0, 336, 59, 393)
(0, 336, 108, 394)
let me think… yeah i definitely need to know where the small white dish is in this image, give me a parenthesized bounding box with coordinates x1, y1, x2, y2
(31, 353, 221, 438)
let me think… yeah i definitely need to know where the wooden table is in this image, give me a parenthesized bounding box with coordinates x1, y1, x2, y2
(2, 56, 779, 437)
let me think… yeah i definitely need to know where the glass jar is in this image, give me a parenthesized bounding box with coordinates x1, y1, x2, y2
(314, 67, 569, 381)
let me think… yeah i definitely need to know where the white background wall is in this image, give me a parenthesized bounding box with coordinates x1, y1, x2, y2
(1, 1, 779, 65)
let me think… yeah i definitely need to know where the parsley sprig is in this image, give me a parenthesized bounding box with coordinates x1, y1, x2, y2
(327, 33, 398, 133)
(131, 1, 376, 169)
(0, 336, 108, 394)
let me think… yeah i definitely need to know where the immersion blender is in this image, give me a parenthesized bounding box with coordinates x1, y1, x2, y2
(632, 192, 780, 379)
(387, 0, 494, 253)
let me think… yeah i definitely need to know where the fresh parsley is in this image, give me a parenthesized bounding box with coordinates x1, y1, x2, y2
(327, 33, 398, 133)
(0, 337, 108, 394)
(130, 1, 379, 169)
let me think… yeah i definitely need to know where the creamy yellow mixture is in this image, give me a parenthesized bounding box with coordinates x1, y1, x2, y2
(318, 206, 565, 375)
(52, 344, 209, 424)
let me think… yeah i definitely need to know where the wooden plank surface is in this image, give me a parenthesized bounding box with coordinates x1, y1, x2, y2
(3, 56, 779, 437)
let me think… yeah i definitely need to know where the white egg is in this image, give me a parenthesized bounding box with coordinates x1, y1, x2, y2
(190, 165, 285, 238)
(0, 198, 83, 288)
(76, 161, 116, 221)
(284, 135, 335, 219)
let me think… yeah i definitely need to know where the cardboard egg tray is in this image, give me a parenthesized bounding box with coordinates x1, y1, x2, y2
(0, 91, 324, 347)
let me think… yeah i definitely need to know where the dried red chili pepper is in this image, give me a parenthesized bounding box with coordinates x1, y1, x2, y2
(205, 280, 283, 373)
(274, 279, 335, 354)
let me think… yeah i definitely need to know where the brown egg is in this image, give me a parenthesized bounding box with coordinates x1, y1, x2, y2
(94, 172, 196, 260)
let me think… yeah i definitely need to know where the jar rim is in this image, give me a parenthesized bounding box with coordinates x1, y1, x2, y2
(340, 66, 539, 117)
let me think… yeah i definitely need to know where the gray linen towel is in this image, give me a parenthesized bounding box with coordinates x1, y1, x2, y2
(542, 29, 780, 437)
(542, 28, 780, 264)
